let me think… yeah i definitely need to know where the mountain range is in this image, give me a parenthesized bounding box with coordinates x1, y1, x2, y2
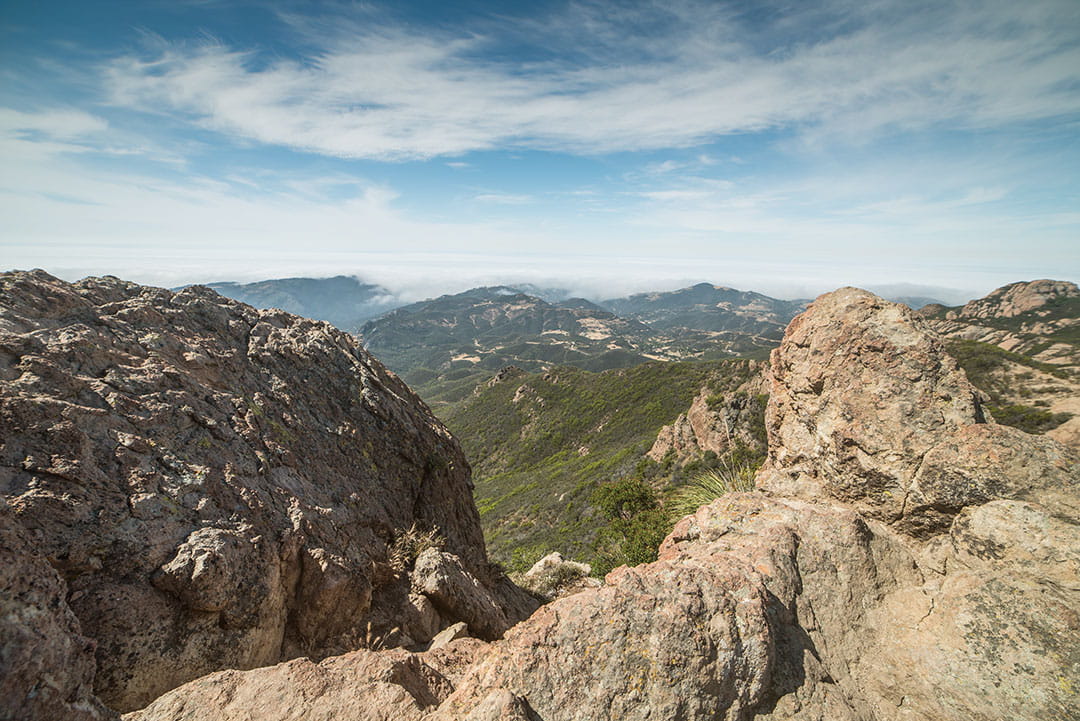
(196, 277, 953, 390)
(358, 283, 812, 402)
(441, 278, 1079, 572)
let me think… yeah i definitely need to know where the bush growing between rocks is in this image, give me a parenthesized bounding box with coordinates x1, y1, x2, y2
(590, 478, 670, 576)
(667, 463, 757, 521)
(388, 523, 445, 572)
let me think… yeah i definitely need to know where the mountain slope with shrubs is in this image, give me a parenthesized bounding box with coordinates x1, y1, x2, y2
(439, 359, 768, 571)
(920, 280, 1079, 448)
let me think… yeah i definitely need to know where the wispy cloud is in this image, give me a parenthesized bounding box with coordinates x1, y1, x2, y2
(473, 192, 533, 205)
(98, 0, 1080, 160)
(0, 108, 107, 140)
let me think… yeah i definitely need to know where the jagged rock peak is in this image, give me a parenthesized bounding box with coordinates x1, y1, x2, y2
(757, 286, 1077, 535)
(486, 365, 525, 387)
(0, 270, 535, 713)
(954, 278, 1078, 319)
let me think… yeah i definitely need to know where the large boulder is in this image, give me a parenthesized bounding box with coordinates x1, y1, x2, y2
(756, 287, 1076, 536)
(0, 270, 534, 712)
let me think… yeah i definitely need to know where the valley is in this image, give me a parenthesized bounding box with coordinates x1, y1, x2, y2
(205, 275, 1080, 575)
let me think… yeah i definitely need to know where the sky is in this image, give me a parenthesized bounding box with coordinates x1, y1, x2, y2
(1, 0, 1079, 301)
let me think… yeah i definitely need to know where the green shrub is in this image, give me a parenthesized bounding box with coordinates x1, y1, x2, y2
(590, 477, 670, 576)
(989, 404, 1072, 434)
(667, 463, 757, 521)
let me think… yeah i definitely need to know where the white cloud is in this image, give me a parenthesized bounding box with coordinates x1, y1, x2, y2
(97, 0, 1080, 160)
(0, 108, 108, 139)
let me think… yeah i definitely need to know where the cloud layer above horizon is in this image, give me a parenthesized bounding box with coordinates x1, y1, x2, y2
(2, 0, 1079, 297)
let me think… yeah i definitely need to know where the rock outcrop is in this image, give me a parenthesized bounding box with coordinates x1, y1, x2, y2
(647, 360, 767, 463)
(757, 287, 1076, 536)
(517, 551, 599, 600)
(949, 278, 1078, 319)
(126, 639, 488, 721)
(917, 280, 1080, 449)
(0, 270, 534, 713)
(430, 289, 1079, 720)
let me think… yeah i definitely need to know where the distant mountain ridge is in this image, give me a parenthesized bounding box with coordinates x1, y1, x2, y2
(359, 289, 689, 403)
(188, 275, 975, 406)
(204, 275, 399, 331)
(918, 279, 1080, 448)
(601, 282, 806, 336)
(358, 284, 793, 403)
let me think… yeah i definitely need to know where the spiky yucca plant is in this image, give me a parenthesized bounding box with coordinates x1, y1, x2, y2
(667, 462, 757, 521)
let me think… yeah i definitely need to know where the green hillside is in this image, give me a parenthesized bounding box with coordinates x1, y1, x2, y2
(438, 359, 766, 571)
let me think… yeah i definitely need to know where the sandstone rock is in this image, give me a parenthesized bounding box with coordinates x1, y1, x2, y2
(756, 287, 1077, 535)
(411, 548, 535, 641)
(452, 689, 535, 721)
(524, 551, 590, 579)
(518, 551, 599, 600)
(0, 270, 530, 712)
(953, 279, 1078, 319)
(124, 640, 489, 721)
(434, 537, 776, 719)
(485, 365, 524, 388)
(669, 493, 1079, 721)
(428, 621, 470, 651)
(0, 502, 117, 721)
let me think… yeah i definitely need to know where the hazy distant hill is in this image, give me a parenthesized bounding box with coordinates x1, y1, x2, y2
(357, 284, 782, 404)
(600, 282, 806, 338)
(360, 289, 691, 401)
(205, 276, 400, 331)
(882, 295, 947, 310)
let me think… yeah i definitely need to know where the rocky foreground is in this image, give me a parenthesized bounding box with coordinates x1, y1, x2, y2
(2, 274, 1078, 720)
(0, 270, 535, 717)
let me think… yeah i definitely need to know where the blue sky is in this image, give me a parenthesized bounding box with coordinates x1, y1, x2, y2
(2, 0, 1078, 300)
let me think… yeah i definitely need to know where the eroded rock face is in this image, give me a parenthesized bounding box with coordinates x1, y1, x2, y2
(667, 493, 1079, 721)
(434, 544, 776, 720)
(0, 502, 117, 721)
(757, 287, 1076, 535)
(0, 270, 532, 712)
